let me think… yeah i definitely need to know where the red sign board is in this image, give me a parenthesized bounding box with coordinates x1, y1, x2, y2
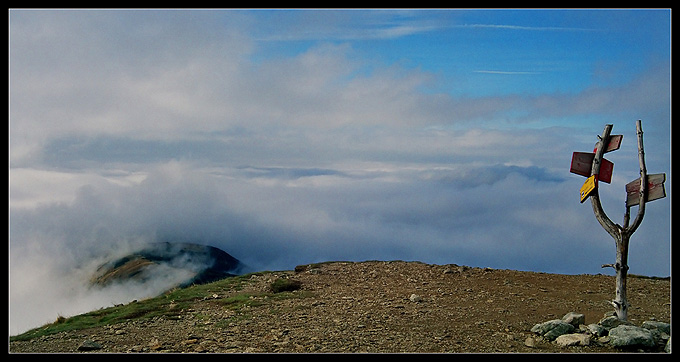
(625, 173, 666, 206)
(570, 152, 613, 183)
(604, 135, 623, 153)
(593, 134, 623, 154)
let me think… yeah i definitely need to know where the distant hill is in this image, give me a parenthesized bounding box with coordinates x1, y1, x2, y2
(89, 242, 243, 289)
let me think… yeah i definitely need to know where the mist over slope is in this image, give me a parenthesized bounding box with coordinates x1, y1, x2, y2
(9, 235, 245, 336)
(90, 242, 244, 289)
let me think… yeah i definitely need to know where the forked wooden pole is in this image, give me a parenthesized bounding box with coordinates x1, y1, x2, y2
(589, 120, 647, 321)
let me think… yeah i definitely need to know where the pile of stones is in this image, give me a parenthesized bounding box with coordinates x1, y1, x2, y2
(529, 312, 670, 352)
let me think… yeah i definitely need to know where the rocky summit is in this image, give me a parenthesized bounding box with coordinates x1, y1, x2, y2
(11, 260, 670, 353)
(89, 242, 244, 289)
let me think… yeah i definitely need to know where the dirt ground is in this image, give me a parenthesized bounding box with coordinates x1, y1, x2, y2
(9, 260, 671, 353)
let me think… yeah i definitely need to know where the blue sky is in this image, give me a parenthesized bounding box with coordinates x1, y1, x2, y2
(9, 9, 671, 335)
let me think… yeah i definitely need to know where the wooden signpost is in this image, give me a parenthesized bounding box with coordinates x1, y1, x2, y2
(570, 120, 666, 321)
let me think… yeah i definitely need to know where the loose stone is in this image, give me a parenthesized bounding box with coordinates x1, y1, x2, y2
(608, 325, 656, 349)
(555, 333, 590, 347)
(77, 339, 103, 351)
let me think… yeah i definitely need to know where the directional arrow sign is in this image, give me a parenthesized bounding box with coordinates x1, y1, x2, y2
(625, 173, 666, 206)
(592, 135, 623, 154)
(604, 134, 623, 153)
(580, 175, 597, 203)
(570, 152, 614, 183)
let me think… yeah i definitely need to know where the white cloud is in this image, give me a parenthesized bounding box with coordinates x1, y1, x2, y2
(457, 23, 598, 32)
(473, 70, 540, 75)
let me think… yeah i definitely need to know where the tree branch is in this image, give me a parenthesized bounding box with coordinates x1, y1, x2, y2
(589, 124, 621, 239)
(625, 120, 647, 236)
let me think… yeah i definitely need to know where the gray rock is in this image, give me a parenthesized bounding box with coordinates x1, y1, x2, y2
(77, 339, 103, 351)
(555, 333, 591, 347)
(641, 320, 670, 335)
(562, 312, 585, 327)
(608, 325, 656, 349)
(524, 336, 537, 348)
(598, 335, 611, 344)
(586, 323, 607, 337)
(530, 320, 556, 335)
(531, 320, 575, 341)
(598, 315, 632, 331)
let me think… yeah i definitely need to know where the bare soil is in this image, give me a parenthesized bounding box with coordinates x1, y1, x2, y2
(9, 260, 671, 354)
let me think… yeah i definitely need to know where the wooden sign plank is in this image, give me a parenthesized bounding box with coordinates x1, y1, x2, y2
(625, 173, 666, 206)
(605, 135, 623, 153)
(592, 134, 623, 154)
(570, 152, 613, 183)
(571, 152, 594, 177)
(599, 158, 613, 184)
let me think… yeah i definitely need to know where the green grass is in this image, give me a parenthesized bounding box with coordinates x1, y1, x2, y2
(270, 278, 302, 293)
(10, 271, 309, 342)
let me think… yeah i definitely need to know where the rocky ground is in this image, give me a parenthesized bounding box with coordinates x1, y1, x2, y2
(9, 260, 671, 354)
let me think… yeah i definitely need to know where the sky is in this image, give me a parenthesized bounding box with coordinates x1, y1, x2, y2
(9, 9, 671, 335)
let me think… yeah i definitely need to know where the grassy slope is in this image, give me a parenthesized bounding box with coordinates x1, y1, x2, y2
(10, 270, 306, 342)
